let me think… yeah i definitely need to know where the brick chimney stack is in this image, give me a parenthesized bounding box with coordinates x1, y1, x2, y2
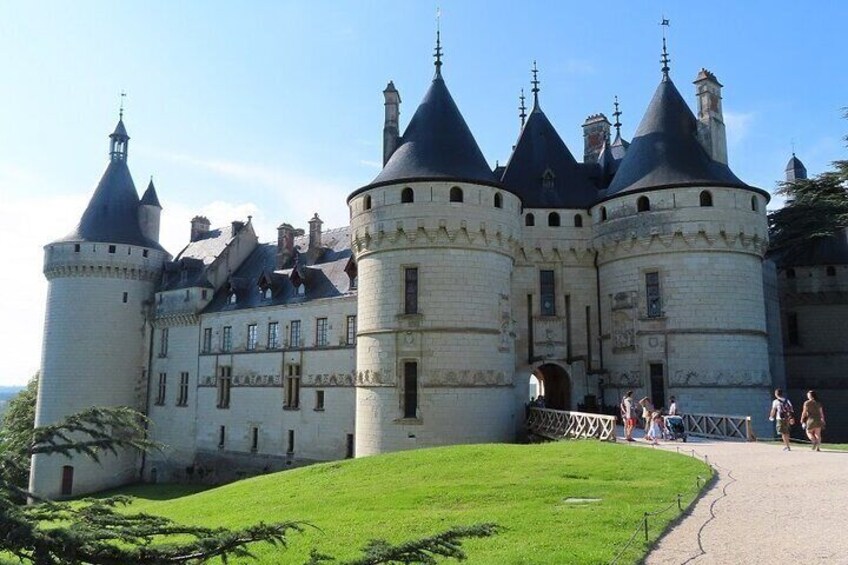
(190, 215, 210, 242)
(694, 69, 727, 165)
(582, 114, 611, 164)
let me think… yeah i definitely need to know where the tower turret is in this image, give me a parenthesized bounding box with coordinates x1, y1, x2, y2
(785, 153, 808, 182)
(139, 177, 162, 243)
(31, 114, 169, 499)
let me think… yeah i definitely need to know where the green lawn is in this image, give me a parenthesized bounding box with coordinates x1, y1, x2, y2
(114, 441, 709, 564)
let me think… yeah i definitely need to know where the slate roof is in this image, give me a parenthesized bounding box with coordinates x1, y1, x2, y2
(140, 179, 162, 207)
(772, 228, 848, 267)
(785, 154, 808, 181)
(176, 225, 237, 266)
(203, 226, 354, 313)
(605, 77, 751, 196)
(352, 70, 500, 196)
(500, 106, 598, 208)
(57, 159, 164, 250)
(111, 118, 128, 139)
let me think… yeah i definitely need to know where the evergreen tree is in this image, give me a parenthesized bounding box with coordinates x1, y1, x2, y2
(0, 374, 38, 498)
(0, 405, 496, 564)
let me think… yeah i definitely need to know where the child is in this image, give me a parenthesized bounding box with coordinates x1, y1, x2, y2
(646, 411, 664, 445)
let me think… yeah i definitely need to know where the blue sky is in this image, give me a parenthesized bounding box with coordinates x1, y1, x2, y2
(1, 1, 846, 386)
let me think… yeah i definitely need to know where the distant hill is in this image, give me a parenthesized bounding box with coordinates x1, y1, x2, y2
(0, 386, 24, 402)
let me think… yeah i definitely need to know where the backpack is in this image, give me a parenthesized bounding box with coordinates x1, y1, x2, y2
(779, 399, 795, 423)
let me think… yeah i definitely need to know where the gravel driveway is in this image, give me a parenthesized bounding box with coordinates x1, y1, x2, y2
(637, 435, 848, 564)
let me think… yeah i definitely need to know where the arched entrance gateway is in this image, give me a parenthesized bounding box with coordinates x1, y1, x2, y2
(531, 363, 572, 411)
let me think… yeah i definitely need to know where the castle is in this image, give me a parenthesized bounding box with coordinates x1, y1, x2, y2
(29, 35, 845, 499)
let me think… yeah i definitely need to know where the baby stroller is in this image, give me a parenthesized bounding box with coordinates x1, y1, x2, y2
(663, 415, 687, 442)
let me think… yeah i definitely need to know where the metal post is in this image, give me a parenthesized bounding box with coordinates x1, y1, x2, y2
(644, 513, 649, 541)
(677, 493, 682, 511)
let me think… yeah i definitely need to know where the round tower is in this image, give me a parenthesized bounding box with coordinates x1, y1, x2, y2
(591, 56, 773, 435)
(30, 115, 169, 499)
(349, 42, 521, 457)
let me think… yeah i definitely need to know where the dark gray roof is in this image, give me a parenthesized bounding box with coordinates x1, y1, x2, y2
(785, 154, 808, 182)
(605, 77, 750, 196)
(176, 224, 237, 265)
(204, 226, 354, 313)
(111, 118, 128, 139)
(140, 179, 162, 207)
(500, 106, 598, 208)
(57, 159, 164, 250)
(353, 73, 499, 196)
(772, 228, 848, 268)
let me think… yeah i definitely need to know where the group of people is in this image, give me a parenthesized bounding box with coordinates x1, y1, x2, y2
(769, 388, 826, 451)
(620, 390, 679, 444)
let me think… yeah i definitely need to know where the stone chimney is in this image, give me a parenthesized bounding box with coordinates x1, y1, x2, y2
(231, 220, 245, 234)
(308, 213, 323, 252)
(694, 69, 727, 165)
(581, 114, 611, 164)
(276, 223, 296, 269)
(383, 81, 401, 166)
(190, 215, 210, 242)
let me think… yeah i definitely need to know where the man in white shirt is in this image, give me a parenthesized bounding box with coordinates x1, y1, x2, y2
(668, 396, 678, 416)
(769, 388, 794, 451)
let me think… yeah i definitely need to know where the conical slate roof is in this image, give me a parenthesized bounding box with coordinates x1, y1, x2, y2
(606, 77, 749, 196)
(356, 73, 498, 192)
(141, 178, 162, 207)
(501, 106, 597, 208)
(111, 118, 128, 139)
(785, 154, 808, 182)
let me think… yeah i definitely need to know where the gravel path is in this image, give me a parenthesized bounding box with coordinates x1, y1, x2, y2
(632, 434, 848, 564)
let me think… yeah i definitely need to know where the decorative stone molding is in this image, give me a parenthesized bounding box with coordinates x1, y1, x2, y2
(44, 261, 161, 282)
(303, 372, 355, 387)
(424, 369, 512, 387)
(605, 370, 643, 387)
(351, 221, 519, 259)
(153, 313, 200, 327)
(595, 228, 767, 263)
(669, 369, 770, 387)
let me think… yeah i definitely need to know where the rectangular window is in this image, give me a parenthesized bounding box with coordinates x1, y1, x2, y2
(645, 271, 662, 318)
(287, 429, 295, 454)
(202, 328, 212, 353)
(787, 312, 800, 346)
(246, 324, 257, 350)
(403, 361, 418, 419)
(143, 249, 149, 258)
(155, 372, 166, 405)
(268, 322, 280, 349)
(315, 390, 325, 411)
(222, 326, 232, 352)
(316, 317, 328, 346)
(108, 244, 116, 254)
(122, 291, 128, 304)
(284, 365, 301, 409)
(290, 320, 301, 348)
(159, 328, 169, 357)
(217, 366, 232, 409)
(177, 372, 189, 406)
(404, 267, 419, 314)
(251, 427, 259, 452)
(346, 315, 357, 345)
(346, 433, 354, 459)
(649, 364, 666, 411)
(218, 425, 226, 448)
(74, 244, 80, 253)
(540, 270, 556, 316)
(201, 289, 208, 300)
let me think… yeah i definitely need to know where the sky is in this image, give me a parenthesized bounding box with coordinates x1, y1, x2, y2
(1, 1, 846, 386)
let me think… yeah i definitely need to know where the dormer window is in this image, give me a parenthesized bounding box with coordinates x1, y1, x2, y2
(297, 283, 305, 296)
(263, 287, 273, 300)
(542, 169, 555, 191)
(228, 292, 237, 305)
(350, 275, 358, 290)
(180, 270, 188, 284)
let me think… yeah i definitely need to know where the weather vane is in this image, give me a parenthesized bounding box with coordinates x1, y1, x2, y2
(531, 61, 540, 106)
(660, 17, 671, 77)
(519, 88, 527, 127)
(119, 90, 127, 119)
(613, 95, 622, 137)
(434, 7, 443, 73)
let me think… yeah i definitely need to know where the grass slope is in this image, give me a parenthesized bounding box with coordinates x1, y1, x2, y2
(119, 442, 709, 564)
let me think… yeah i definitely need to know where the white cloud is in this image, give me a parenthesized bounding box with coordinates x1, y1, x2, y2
(359, 159, 382, 169)
(724, 110, 755, 147)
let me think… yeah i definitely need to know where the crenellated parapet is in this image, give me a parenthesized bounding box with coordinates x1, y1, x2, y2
(43, 241, 166, 282)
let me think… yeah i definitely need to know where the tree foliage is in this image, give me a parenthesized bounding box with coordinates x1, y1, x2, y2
(0, 374, 38, 496)
(768, 111, 848, 252)
(0, 405, 497, 564)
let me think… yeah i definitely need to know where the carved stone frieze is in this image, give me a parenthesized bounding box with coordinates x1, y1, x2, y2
(611, 310, 635, 351)
(425, 369, 511, 387)
(670, 369, 770, 387)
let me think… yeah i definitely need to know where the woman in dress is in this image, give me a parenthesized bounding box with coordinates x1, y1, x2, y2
(640, 397, 653, 434)
(801, 390, 826, 451)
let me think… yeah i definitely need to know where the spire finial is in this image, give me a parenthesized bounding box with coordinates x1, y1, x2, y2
(519, 89, 527, 127)
(434, 7, 443, 76)
(613, 95, 622, 138)
(660, 17, 671, 78)
(118, 90, 127, 120)
(531, 60, 540, 107)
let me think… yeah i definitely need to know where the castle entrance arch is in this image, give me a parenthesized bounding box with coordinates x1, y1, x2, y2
(533, 363, 571, 410)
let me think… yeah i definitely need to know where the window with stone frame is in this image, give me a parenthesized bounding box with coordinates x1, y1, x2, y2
(316, 317, 328, 346)
(284, 364, 301, 409)
(218, 425, 226, 448)
(222, 326, 232, 352)
(645, 271, 662, 318)
(404, 267, 419, 314)
(159, 328, 169, 357)
(217, 366, 232, 409)
(202, 328, 212, 353)
(246, 323, 257, 350)
(155, 372, 166, 405)
(403, 361, 418, 419)
(177, 372, 189, 406)
(315, 390, 325, 411)
(346, 315, 357, 345)
(289, 320, 301, 347)
(540, 270, 556, 316)
(250, 427, 259, 452)
(268, 322, 280, 349)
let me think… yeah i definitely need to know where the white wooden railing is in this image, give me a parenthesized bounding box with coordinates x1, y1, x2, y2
(527, 408, 617, 442)
(682, 413, 756, 441)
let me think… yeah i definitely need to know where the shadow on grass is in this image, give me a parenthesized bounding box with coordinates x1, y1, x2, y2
(88, 482, 212, 501)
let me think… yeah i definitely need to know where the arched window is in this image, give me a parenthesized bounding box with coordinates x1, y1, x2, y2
(574, 214, 583, 227)
(401, 187, 414, 203)
(297, 283, 305, 296)
(228, 292, 237, 305)
(450, 186, 463, 203)
(600, 207, 607, 221)
(364, 195, 372, 210)
(548, 212, 560, 227)
(525, 213, 535, 226)
(786, 268, 796, 279)
(699, 191, 713, 207)
(751, 196, 758, 212)
(494, 192, 503, 208)
(637, 196, 650, 212)
(826, 266, 836, 277)
(263, 287, 273, 300)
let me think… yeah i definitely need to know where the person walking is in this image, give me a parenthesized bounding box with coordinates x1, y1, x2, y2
(769, 388, 795, 451)
(668, 396, 679, 416)
(646, 411, 664, 446)
(639, 397, 654, 434)
(622, 390, 636, 442)
(801, 390, 826, 451)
